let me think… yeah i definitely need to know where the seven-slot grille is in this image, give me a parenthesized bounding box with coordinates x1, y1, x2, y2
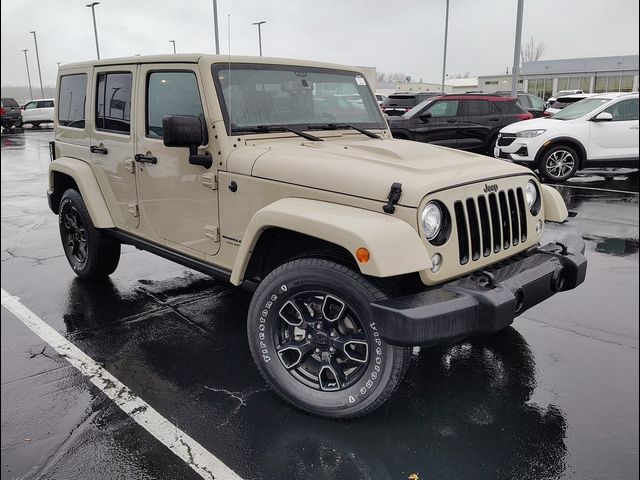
(453, 187, 528, 265)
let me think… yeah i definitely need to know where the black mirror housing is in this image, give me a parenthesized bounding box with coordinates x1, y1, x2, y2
(162, 115, 212, 169)
(419, 112, 432, 122)
(163, 115, 205, 148)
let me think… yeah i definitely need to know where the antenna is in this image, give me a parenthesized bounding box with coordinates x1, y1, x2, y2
(227, 13, 232, 136)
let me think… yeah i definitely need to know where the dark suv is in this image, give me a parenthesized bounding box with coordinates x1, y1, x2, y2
(387, 94, 533, 154)
(494, 91, 547, 118)
(1, 98, 22, 130)
(381, 92, 442, 116)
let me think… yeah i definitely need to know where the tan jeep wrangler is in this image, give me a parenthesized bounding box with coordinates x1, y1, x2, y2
(48, 54, 587, 418)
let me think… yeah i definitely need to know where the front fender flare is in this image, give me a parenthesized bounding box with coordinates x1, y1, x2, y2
(49, 157, 115, 228)
(230, 198, 431, 285)
(541, 184, 568, 223)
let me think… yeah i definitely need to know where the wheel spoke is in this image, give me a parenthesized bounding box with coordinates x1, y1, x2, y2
(332, 333, 369, 364)
(277, 339, 315, 370)
(318, 353, 345, 391)
(321, 294, 346, 322)
(278, 300, 305, 327)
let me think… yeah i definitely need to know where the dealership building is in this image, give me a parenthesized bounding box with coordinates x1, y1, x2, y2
(478, 54, 639, 99)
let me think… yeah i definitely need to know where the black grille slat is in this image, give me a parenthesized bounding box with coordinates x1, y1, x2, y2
(488, 193, 501, 253)
(498, 191, 511, 250)
(477, 196, 492, 257)
(516, 188, 528, 242)
(466, 199, 481, 261)
(454, 201, 469, 265)
(507, 189, 520, 246)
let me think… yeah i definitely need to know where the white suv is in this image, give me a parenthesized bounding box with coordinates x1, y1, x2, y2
(20, 98, 55, 127)
(495, 92, 639, 181)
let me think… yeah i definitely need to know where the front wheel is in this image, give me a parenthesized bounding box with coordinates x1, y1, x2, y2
(538, 145, 578, 182)
(247, 258, 411, 419)
(59, 189, 121, 279)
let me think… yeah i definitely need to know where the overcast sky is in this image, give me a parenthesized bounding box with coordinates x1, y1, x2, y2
(1, 0, 638, 87)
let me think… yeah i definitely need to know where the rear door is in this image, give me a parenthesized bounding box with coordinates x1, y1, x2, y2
(134, 64, 220, 258)
(457, 99, 497, 151)
(412, 99, 460, 147)
(588, 97, 639, 160)
(36, 99, 55, 122)
(90, 65, 139, 229)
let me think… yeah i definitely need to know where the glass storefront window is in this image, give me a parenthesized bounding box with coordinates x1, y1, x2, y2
(595, 76, 608, 93)
(620, 76, 634, 92)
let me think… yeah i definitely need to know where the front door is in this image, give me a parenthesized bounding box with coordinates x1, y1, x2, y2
(90, 65, 139, 229)
(413, 99, 460, 148)
(134, 64, 220, 257)
(457, 99, 497, 151)
(588, 97, 639, 161)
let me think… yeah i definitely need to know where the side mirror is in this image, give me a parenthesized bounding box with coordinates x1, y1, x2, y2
(418, 112, 432, 122)
(162, 115, 212, 168)
(591, 111, 613, 122)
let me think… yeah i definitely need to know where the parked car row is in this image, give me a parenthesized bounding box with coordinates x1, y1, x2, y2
(0, 97, 55, 130)
(387, 94, 533, 155)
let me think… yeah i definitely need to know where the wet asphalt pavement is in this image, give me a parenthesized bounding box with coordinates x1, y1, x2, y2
(1, 128, 638, 480)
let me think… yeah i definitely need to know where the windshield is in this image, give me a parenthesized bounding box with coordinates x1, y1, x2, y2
(403, 98, 435, 118)
(552, 98, 610, 120)
(212, 64, 385, 131)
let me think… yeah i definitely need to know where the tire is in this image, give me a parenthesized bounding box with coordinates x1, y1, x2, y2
(538, 145, 579, 182)
(247, 258, 411, 419)
(59, 189, 121, 279)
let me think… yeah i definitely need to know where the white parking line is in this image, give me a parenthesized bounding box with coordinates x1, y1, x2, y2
(1, 288, 243, 480)
(559, 184, 639, 195)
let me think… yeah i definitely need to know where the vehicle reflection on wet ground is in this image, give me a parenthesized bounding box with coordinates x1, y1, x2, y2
(1, 130, 638, 479)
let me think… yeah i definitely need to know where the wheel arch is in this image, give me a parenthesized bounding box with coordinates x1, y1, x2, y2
(49, 157, 114, 228)
(535, 136, 587, 170)
(230, 198, 432, 286)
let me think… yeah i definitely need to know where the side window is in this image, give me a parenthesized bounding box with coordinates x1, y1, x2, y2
(24, 101, 37, 110)
(37, 100, 54, 108)
(95, 72, 133, 134)
(529, 95, 546, 109)
(604, 99, 639, 122)
(146, 71, 204, 138)
(426, 100, 459, 117)
(58, 74, 87, 128)
(517, 95, 532, 108)
(466, 100, 495, 116)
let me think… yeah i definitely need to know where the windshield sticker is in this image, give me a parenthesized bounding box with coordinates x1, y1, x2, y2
(355, 76, 366, 86)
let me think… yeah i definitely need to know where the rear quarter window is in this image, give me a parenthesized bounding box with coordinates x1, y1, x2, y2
(58, 74, 88, 128)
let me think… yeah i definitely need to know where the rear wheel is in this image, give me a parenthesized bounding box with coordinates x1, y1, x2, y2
(247, 258, 411, 419)
(538, 145, 579, 182)
(59, 189, 121, 279)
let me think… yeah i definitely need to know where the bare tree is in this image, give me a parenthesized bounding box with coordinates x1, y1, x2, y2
(520, 37, 547, 64)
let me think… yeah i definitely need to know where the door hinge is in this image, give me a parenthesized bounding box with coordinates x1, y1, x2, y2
(204, 225, 220, 242)
(124, 158, 136, 174)
(202, 173, 218, 190)
(128, 203, 139, 217)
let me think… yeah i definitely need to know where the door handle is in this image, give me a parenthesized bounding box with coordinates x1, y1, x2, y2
(631, 125, 639, 130)
(488, 117, 499, 121)
(90, 145, 108, 154)
(134, 153, 157, 164)
(446, 119, 457, 124)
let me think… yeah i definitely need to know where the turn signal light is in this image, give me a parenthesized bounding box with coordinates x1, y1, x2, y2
(356, 247, 370, 263)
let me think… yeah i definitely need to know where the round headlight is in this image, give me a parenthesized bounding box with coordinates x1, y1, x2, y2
(525, 181, 538, 211)
(422, 202, 443, 241)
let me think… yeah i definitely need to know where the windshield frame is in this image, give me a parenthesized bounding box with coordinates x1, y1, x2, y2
(211, 62, 387, 134)
(551, 97, 612, 120)
(402, 98, 436, 118)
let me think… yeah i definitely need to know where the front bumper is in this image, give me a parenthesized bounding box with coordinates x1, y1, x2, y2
(494, 133, 544, 163)
(371, 236, 587, 346)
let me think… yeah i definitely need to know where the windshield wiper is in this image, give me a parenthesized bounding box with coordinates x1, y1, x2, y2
(308, 123, 381, 139)
(230, 124, 323, 142)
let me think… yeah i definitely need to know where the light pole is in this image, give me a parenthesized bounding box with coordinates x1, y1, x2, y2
(169, 40, 176, 54)
(22, 49, 33, 100)
(212, 0, 220, 54)
(252, 21, 266, 56)
(86, 2, 101, 59)
(510, 0, 524, 97)
(440, 0, 450, 94)
(28, 31, 45, 98)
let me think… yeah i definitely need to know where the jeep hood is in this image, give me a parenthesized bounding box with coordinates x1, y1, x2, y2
(250, 137, 531, 207)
